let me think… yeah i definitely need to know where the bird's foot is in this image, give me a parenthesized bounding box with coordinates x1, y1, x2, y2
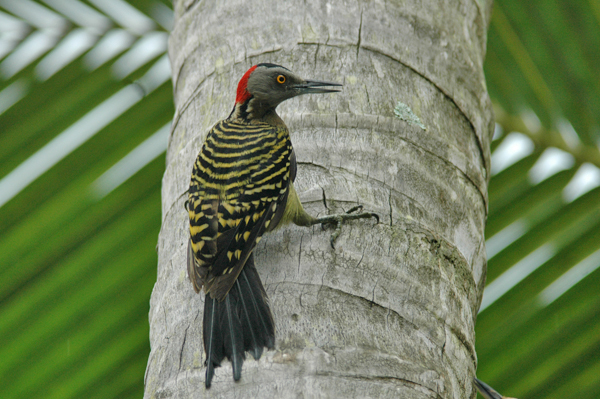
(313, 205, 379, 248)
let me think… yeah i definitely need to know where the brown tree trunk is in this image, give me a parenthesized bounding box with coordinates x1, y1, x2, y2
(145, 0, 494, 397)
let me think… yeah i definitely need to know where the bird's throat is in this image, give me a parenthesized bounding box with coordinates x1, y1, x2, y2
(229, 99, 283, 126)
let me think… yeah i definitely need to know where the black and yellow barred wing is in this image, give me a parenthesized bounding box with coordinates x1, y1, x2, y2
(187, 120, 292, 300)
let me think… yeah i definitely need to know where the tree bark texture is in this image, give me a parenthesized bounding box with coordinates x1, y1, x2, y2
(145, 0, 494, 397)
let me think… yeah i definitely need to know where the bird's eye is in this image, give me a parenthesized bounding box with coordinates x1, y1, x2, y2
(276, 75, 286, 84)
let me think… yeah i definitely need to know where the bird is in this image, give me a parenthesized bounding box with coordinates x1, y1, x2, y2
(474, 378, 518, 399)
(187, 63, 378, 388)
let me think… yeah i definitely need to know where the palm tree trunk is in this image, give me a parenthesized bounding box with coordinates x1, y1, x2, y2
(145, 0, 494, 397)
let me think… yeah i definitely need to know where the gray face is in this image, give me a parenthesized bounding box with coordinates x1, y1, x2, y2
(246, 65, 305, 110)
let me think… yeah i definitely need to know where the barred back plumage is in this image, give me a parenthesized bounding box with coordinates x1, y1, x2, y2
(188, 119, 293, 299)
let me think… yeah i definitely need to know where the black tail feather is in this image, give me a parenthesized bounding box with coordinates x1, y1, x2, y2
(238, 259, 275, 349)
(203, 253, 275, 388)
(223, 295, 244, 381)
(203, 296, 220, 388)
(236, 278, 263, 360)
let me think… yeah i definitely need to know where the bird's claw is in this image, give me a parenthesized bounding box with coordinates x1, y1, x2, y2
(346, 205, 363, 214)
(314, 207, 379, 248)
(345, 205, 380, 224)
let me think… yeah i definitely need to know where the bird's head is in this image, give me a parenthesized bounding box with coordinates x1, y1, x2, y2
(231, 63, 342, 120)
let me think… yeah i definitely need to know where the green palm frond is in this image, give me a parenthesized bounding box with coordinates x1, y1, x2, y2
(0, 1, 598, 398)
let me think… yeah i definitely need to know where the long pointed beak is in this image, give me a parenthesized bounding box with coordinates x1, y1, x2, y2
(294, 79, 343, 94)
(474, 378, 504, 399)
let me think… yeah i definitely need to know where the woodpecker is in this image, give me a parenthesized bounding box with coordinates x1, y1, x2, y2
(187, 63, 377, 388)
(474, 378, 518, 399)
